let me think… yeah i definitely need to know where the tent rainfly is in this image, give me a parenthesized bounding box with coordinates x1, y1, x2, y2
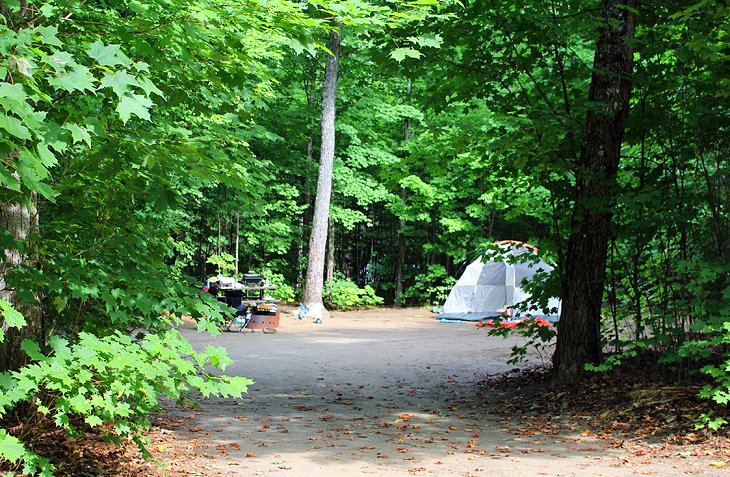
(437, 240, 561, 322)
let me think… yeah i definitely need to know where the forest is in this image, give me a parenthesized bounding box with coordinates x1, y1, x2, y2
(0, 0, 728, 474)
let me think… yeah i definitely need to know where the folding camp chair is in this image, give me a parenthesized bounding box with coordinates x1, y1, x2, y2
(218, 289, 254, 333)
(225, 306, 253, 333)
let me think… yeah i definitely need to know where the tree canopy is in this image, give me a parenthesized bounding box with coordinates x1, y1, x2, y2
(1, 0, 728, 472)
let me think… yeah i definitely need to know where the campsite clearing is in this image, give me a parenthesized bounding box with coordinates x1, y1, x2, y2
(144, 308, 728, 477)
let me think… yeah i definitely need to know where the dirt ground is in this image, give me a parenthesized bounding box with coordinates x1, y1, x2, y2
(147, 307, 729, 477)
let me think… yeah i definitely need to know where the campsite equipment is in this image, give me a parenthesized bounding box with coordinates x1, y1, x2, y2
(242, 273, 262, 285)
(437, 241, 561, 322)
(209, 274, 280, 332)
(225, 302, 255, 332)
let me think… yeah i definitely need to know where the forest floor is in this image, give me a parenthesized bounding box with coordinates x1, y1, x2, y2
(143, 307, 728, 477)
(4, 307, 728, 476)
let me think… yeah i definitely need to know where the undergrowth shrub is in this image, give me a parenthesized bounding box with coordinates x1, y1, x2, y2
(0, 305, 251, 476)
(325, 276, 383, 309)
(476, 316, 557, 365)
(402, 264, 456, 306)
(261, 269, 296, 302)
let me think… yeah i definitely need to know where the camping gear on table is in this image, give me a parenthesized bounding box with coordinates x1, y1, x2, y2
(209, 274, 280, 332)
(437, 240, 561, 322)
(242, 273, 262, 285)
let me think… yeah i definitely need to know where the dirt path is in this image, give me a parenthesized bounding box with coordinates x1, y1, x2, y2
(149, 308, 724, 476)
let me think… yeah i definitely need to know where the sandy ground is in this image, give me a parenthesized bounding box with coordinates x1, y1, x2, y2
(149, 307, 725, 477)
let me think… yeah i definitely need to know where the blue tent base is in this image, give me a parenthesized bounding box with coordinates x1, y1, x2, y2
(436, 312, 560, 323)
(439, 318, 463, 324)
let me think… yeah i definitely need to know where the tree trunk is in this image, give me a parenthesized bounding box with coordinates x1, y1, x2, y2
(394, 80, 412, 308)
(552, 0, 637, 384)
(0, 193, 42, 372)
(326, 216, 335, 282)
(393, 215, 406, 307)
(235, 207, 240, 275)
(303, 30, 341, 319)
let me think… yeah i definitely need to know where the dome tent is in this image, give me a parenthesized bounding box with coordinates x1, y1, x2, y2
(437, 241, 561, 322)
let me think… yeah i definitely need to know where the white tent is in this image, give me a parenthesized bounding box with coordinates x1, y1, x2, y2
(437, 241, 561, 322)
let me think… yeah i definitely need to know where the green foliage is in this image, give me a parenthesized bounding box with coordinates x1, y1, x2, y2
(0, 0, 728, 460)
(262, 269, 297, 302)
(0, 299, 26, 343)
(696, 413, 729, 432)
(402, 264, 455, 305)
(0, 329, 251, 475)
(325, 276, 383, 309)
(477, 317, 557, 365)
(207, 253, 237, 276)
(695, 320, 730, 411)
(584, 350, 639, 373)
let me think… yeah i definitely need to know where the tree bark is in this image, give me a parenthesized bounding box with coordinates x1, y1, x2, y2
(326, 216, 335, 282)
(235, 206, 240, 275)
(303, 30, 341, 319)
(0, 192, 42, 372)
(552, 0, 637, 383)
(393, 215, 406, 307)
(394, 80, 412, 308)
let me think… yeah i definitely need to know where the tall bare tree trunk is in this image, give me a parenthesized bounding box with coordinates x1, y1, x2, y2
(0, 193, 42, 372)
(394, 80, 412, 308)
(303, 30, 341, 319)
(552, 0, 637, 384)
(326, 216, 335, 282)
(393, 214, 406, 307)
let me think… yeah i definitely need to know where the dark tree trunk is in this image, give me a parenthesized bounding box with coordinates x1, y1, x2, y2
(552, 0, 637, 383)
(303, 30, 341, 318)
(394, 80, 412, 308)
(393, 214, 406, 307)
(0, 192, 42, 372)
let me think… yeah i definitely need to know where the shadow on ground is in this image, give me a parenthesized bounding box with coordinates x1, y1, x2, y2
(149, 309, 725, 477)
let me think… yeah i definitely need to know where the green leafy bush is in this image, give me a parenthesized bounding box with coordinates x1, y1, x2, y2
(206, 253, 237, 276)
(0, 322, 251, 476)
(475, 316, 557, 365)
(262, 270, 296, 302)
(402, 264, 456, 306)
(325, 277, 383, 309)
